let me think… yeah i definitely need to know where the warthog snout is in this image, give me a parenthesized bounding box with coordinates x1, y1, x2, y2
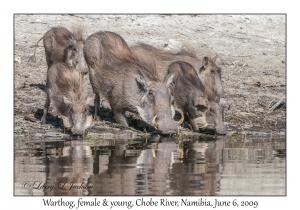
(206, 103, 226, 135)
(215, 122, 226, 135)
(71, 130, 83, 136)
(70, 126, 86, 136)
(152, 115, 177, 136)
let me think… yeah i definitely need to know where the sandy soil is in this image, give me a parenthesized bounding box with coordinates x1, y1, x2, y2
(14, 14, 286, 139)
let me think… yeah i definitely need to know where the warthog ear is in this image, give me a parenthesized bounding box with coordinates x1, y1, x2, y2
(68, 37, 77, 50)
(136, 71, 147, 92)
(202, 56, 209, 67)
(165, 72, 175, 87)
(212, 55, 218, 63)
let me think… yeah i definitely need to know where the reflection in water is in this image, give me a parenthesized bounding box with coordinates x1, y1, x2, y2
(14, 134, 286, 196)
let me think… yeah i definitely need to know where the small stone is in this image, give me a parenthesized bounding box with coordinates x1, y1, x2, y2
(147, 29, 154, 34)
(14, 56, 21, 63)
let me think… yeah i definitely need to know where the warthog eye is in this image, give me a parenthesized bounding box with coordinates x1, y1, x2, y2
(211, 70, 215, 74)
(148, 90, 154, 99)
(71, 46, 77, 52)
(196, 104, 206, 111)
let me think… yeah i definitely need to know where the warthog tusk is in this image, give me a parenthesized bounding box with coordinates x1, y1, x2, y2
(178, 114, 184, 125)
(152, 115, 158, 130)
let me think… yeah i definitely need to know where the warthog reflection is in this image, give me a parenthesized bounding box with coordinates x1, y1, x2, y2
(88, 137, 225, 196)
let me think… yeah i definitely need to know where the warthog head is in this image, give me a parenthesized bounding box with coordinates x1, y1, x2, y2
(61, 96, 93, 136)
(199, 56, 224, 101)
(165, 61, 226, 135)
(135, 71, 178, 136)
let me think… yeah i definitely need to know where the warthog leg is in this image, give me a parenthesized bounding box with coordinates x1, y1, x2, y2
(113, 109, 129, 126)
(41, 91, 51, 125)
(94, 94, 101, 120)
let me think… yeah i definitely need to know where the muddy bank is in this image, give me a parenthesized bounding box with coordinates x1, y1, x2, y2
(14, 14, 286, 139)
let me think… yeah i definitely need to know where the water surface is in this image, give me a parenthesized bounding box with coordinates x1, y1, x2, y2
(14, 134, 286, 196)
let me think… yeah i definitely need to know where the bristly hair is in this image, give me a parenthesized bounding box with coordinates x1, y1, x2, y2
(131, 44, 160, 82)
(99, 31, 136, 64)
(50, 63, 88, 115)
(72, 24, 85, 41)
(133, 42, 218, 65)
(175, 41, 198, 58)
(133, 42, 198, 58)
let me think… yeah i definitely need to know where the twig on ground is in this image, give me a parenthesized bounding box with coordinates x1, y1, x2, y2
(232, 55, 252, 57)
(30, 21, 48, 24)
(263, 84, 286, 88)
(228, 35, 250, 40)
(268, 97, 285, 113)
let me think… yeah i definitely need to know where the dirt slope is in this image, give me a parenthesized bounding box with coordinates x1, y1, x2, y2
(14, 14, 286, 138)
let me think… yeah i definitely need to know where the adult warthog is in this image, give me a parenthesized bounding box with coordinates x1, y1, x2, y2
(165, 61, 226, 135)
(131, 43, 224, 102)
(84, 31, 177, 136)
(29, 26, 88, 74)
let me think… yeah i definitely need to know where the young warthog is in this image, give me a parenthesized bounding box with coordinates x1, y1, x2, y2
(29, 26, 88, 74)
(41, 62, 93, 135)
(84, 31, 177, 135)
(131, 43, 224, 102)
(165, 61, 226, 135)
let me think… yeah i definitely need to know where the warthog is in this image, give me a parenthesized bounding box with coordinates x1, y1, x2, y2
(165, 61, 226, 135)
(84, 31, 177, 135)
(29, 26, 88, 74)
(131, 43, 224, 102)
(41, 62, 93, 135)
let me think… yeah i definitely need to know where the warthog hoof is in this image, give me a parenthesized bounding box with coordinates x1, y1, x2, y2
(40, 118, 46, 125)
(94, 115, 102, 121)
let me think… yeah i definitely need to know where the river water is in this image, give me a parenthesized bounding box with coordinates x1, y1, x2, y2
(14, 134, 286, 196)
